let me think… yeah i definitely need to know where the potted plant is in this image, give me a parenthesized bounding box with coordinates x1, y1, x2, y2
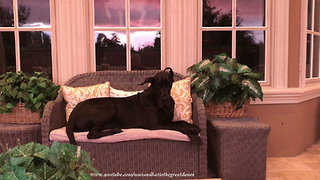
(0, 141, 98, 179)
(187, 53, 263, 117)
(0, 71, 60, 123)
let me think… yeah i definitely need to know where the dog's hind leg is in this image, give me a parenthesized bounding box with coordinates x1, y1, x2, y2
(87, 128, 123, 139)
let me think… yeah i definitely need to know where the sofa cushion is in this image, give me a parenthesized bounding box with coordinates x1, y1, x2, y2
(50, 127, 190, 143)
(60, 82, 110, 121)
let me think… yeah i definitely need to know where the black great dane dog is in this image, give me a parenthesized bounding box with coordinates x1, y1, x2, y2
(66, 67, 201, 145)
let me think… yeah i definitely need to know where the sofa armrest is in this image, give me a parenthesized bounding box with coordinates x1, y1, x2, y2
(191, 93, 207, 178)
(41, 95, 66, 146)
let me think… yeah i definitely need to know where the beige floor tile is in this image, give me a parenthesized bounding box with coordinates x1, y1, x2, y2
(267, 157, 313, 171)
(266, 141, 320, 180)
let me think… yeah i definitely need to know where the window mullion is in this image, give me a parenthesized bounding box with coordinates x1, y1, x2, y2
(13, 0, 20, 72)
(232, 0, 236, 58)
(126, 0, 131, 71)
(160, 0, 164, 69)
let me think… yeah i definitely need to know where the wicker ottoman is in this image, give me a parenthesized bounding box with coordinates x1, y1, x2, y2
(207, 117, 270, 180)
(0, 123, 41, 153)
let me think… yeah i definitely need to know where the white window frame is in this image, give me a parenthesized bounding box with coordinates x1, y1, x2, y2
(199, 0, 271, 86)
(0, 0, 57, 82)
(89, 0, 165, 71)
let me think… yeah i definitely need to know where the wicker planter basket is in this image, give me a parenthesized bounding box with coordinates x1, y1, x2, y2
(0, 102, 41, 124)
(205, 100, 249, 118)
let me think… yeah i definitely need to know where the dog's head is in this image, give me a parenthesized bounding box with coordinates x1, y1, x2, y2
(140, 67, 174, 107)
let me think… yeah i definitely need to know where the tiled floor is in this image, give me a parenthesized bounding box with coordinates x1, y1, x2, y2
(266, 141, 320, 180)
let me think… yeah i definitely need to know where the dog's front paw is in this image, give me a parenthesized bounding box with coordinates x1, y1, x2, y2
(186, 133, 202, 145)
(189, 125, 201, 134)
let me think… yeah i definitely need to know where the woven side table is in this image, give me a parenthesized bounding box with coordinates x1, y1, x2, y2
(0, 123, 41, 153)
(207, 117, 270, 180)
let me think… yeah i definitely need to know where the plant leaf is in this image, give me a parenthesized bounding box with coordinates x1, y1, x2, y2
(235, 91, 248, 110)
(39, 82, 46, 88)
(11, 165, 27, 180)
(237, 64, 252, 73)
(6, 103, 14, 109)
(35, 102, 41, 109)
(33, 145, 49, 160)
(242, 79, 263, 100)
(214, 53, 227, 63)
(195, 59, 213, 73)
(243, 72, 264, 80)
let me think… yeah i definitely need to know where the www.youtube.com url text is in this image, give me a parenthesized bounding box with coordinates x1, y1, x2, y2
(90, 172, 195, 178)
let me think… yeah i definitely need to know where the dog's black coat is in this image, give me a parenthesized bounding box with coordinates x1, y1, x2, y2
(66, 68, 201, 145)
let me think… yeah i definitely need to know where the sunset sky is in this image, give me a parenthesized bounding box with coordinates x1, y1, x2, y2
(0, 0, 265, 49)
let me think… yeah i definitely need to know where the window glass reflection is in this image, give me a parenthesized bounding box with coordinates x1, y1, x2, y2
(308, 0, 313, 30)
(18, 0, 50, 27)
(0, 32, 16, 74)
(202, 31, 232, 60)
(203, 0, 232, 27)
(95, 31, 127, 71)
(130, 0, 160, 27)
(0, 0, 13, 27)
(20, 31, 52, 78)
(95, 0, 125, 27)
(236, 30, 265, 77)
(306, 34, 311, 78)
(130, 31, 161, 70)
(237, 0, 265, 27)
(315, 0, 320, 32)
(313, 35, 320, 77)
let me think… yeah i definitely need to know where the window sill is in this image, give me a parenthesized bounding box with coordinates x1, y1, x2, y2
(252, 84, 320, 104)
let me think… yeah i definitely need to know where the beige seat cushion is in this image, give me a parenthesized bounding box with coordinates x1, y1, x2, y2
(50, 127, 189, 143)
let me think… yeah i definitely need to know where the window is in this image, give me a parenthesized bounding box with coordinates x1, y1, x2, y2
(306, 0, 320, 79)
(0, 0, 54, 79)
(201, 0, 267, 80)
(92, 0, 162, 71)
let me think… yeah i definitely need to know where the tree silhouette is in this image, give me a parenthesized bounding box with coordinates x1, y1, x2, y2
(95, 32, 161, 71)
(202, 0, 265, 74)
(131, 32, 161, 70)
(95, 33, 126, 70)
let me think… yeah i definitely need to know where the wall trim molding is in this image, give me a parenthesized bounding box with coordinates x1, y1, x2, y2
(253, 85, 320, 104)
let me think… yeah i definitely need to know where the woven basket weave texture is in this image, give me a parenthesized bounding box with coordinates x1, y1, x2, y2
(0, 102, 40, 124)
(205, 101, 249, 118)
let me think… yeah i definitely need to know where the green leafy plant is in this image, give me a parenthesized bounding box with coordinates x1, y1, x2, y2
(0, 71, 60, 117)
(0, 141, 98, 180)
(187, 53, 263, 110)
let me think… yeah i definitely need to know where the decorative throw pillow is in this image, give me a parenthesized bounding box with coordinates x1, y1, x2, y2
(171, 78, 193, 124)
(110, 87, 143, 97)
(60, 82, 110, 121)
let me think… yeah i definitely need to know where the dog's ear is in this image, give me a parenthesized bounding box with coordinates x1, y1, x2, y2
(164, 67, 173, 78)
(139, 77, 155, 85)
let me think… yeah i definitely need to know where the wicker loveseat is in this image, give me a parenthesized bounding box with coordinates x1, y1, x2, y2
(41, 70, 207, 179)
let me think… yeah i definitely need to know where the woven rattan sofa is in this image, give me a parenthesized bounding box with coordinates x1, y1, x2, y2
(41, 70, 207, 179)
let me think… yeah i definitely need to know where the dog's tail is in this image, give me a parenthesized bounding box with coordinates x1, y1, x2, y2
(66, 120, 77, 145)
